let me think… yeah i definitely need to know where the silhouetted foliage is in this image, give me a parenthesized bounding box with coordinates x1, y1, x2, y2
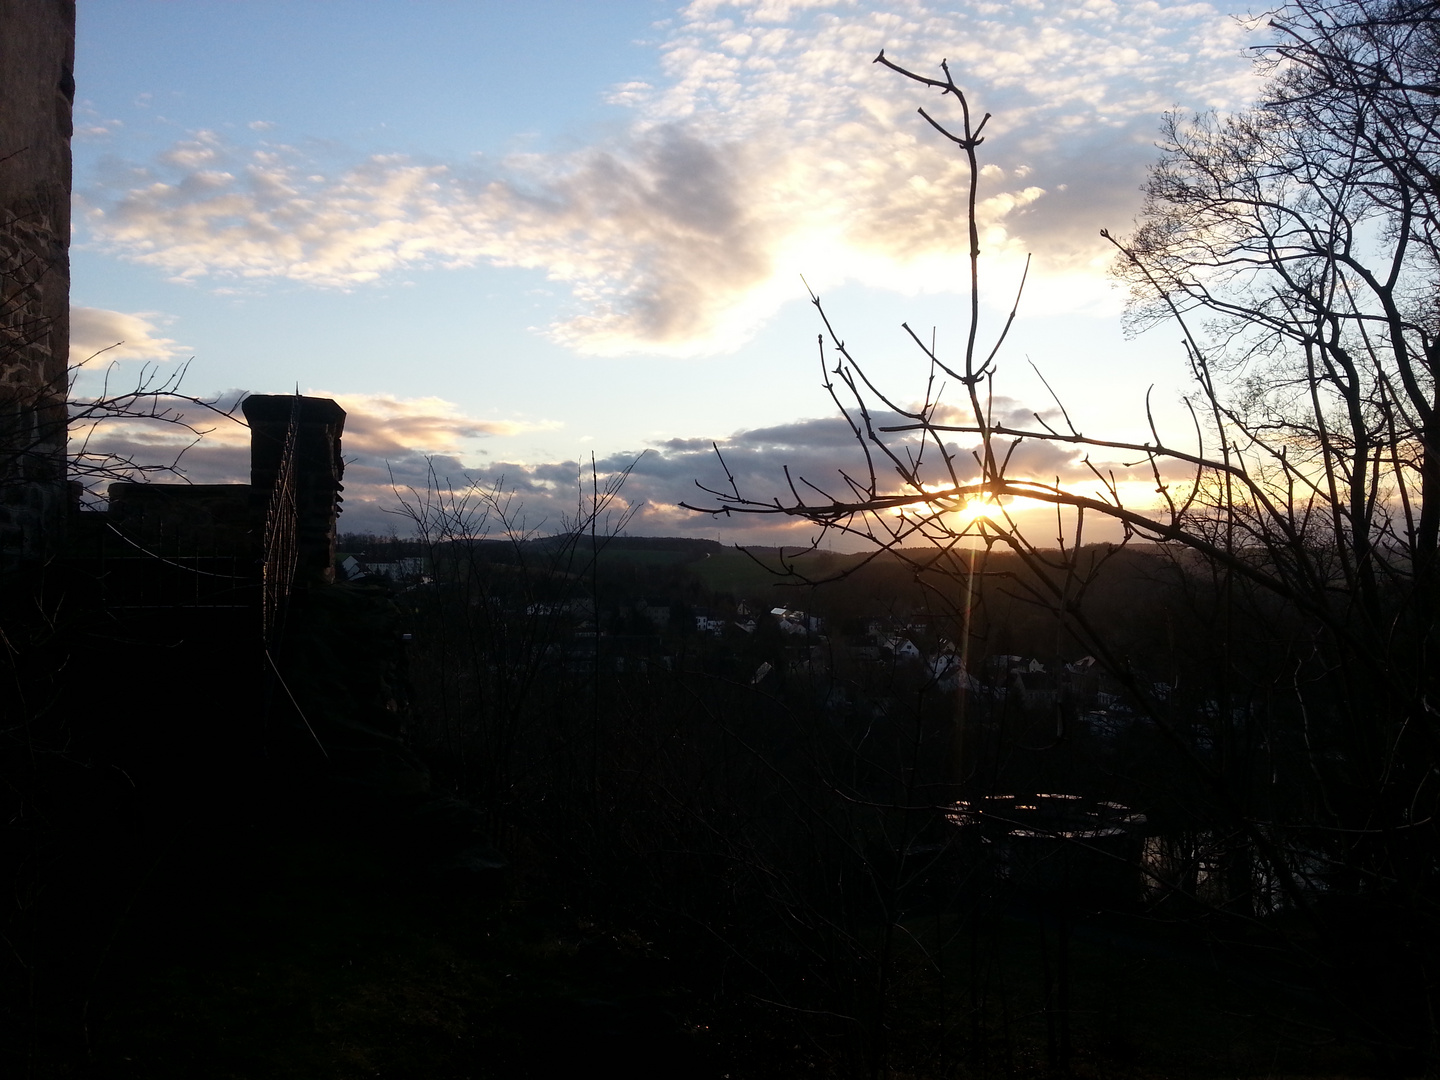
(684, 3, 1440, 1070)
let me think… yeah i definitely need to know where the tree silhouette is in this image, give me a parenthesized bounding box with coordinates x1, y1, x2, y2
(687, 3, 1440, 1066)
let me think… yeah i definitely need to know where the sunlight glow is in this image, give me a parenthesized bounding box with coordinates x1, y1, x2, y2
(953, 496, 999, 529)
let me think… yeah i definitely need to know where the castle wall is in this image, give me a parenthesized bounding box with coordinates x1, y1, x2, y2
(242, 395, 347, 586)
(0, 0, 75, 563)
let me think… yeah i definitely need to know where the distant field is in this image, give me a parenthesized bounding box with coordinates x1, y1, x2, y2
(690, 547, 878, 597)
(686, 549, 782, 595)
(593, 547, 700, 569)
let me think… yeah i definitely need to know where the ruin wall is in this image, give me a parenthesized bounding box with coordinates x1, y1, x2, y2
(0, 0, 75, 563)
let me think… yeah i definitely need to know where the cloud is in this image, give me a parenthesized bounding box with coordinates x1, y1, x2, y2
(73, 104, 124, 141)
(81, 2, 1258, 354)
(69, 306, 189, 364)
(324, 393, 560, 456)
(72, 387, 1165, 544)
(69, 391, 561, 522)
(331, 393, 1140, 541)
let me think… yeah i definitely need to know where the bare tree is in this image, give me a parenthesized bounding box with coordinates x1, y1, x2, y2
(686, 3, 1440, 1066)
(2, 254, 243, 513)
(388, 456, 643, 804)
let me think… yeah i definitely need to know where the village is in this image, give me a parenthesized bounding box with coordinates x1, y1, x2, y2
(336, 541, 1146, 711)
(336, 535, 1175, 753)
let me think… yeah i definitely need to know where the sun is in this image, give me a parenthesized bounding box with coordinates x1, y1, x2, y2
(953, 496, 998, 529)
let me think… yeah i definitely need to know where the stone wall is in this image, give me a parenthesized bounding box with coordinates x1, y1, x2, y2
(96, 396, 349, 583)
(242, 395, 347, 586)
(0, 0, 75, 564)
(106, 483, 255, 558)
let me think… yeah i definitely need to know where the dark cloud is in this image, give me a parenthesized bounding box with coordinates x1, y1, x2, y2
(73, 387, 1162, 546)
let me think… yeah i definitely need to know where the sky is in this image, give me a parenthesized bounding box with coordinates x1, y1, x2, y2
(70, 0, 1266, 546)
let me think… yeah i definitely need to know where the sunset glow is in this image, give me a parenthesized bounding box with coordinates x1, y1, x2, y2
(71, 0, 1260, 541)
(20, 7, 1433, 1071)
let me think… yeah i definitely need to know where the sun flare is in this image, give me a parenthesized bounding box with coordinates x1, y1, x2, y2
(953, 497, 999, 528)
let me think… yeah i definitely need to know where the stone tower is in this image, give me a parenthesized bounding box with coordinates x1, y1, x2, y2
(242, 395, 347, 587)
(0, 0, 75, 565)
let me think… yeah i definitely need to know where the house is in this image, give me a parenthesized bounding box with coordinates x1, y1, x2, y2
(634, 598, 670, 629)
(340, 555, 428, 584)
(771, 607, 822, 635)
(524, 597, 595, 619)
(928, 650, 979, 692)
(695, 614, 726, 636)
(881, 635, 920, 662)
(368, 557, 427, 583)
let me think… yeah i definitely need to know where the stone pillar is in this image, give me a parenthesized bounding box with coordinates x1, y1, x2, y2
(242, 395, 346, 585)
(0, 0, 75, 565)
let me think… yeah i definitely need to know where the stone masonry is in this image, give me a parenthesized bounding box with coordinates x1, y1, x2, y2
(241, 394, 347, 586)
(0, 0, 75, 564)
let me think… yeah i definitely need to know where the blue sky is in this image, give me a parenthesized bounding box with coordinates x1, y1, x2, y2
(70, 0, 1263, 542)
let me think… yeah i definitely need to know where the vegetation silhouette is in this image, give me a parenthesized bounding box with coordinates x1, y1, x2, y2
(685, 1, 1440, 1071)
(8, 2, 1439, 1076)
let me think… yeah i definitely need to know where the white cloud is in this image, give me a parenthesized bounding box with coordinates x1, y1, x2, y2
(81, 0, 1261, 355)
(322, 392, 560, 456)
(69, 306, 188, 364)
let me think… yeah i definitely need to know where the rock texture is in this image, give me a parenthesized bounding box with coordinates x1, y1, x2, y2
(0, 0, 75, 564)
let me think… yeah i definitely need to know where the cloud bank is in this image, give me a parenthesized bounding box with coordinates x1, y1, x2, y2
(77, 381, 1175, 547)
(80, 0, 1259, 355)
(349, 397, 1161, 543)
(87, 389, 1159, 544)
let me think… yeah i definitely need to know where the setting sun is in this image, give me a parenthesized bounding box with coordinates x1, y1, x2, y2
(953, 496, 999, 528)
